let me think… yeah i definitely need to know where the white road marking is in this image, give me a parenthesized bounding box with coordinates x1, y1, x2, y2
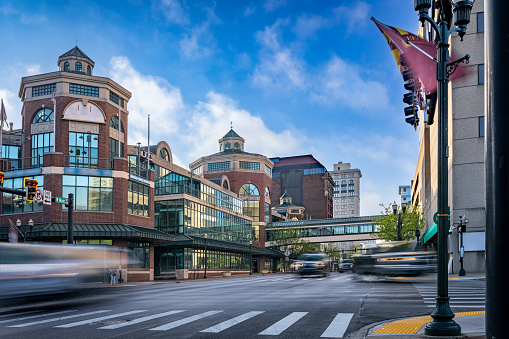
(9, 310, 111, 327)
(200, 311, 264, 333)
(54, 310, 146, 328)
(320, 313, 354, 338)
(98, 310, 184, 329)
(258, 312, 307, 335)
(150, 310, 223, 331)
(0, 310, 76, 324)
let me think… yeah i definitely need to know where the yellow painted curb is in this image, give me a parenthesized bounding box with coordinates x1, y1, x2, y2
(371, 311, 485, 335)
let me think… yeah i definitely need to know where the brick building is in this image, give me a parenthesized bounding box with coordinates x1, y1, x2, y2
(1, 47, 282, 280)
(270, 155, 334, 220)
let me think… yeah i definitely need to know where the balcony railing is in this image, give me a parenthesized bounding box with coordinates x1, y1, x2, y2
(1, 157, 43, 171)
(128, 162, 150, 179)
(64, 156, 113, 170)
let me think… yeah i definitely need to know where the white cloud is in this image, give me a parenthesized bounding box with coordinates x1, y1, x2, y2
(333, 1, 371, 34)
(0, 88, 17, 122)
(108, 56, 185, 145)
(25, 64, 41, 75)
(179, 23, 216, 60)
(292, 14, 329, 40)
(263, 0, 286, 12)
(158, 0, 189, 25)
(244, 5, 256, 17)
(313, 54, 390, 110)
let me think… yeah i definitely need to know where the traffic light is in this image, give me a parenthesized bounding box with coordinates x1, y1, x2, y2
(402, 68, 420, 129)
(0, 171, 3, 186)
(24, 178, 38, 202)
(458, 223, 466, 233)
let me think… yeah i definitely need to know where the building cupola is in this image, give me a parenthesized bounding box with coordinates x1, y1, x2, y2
(57, 46, 95, 75)
(219, 127, 245, 152)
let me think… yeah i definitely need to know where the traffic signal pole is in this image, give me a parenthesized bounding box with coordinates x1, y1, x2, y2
(66, 193, 74, 244)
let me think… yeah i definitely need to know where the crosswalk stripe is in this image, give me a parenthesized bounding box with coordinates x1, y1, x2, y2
(0, 310, 76, 324)
(423, 297, 485, 300)
(258, 312, 307, 335)
(150, 310, 223, 331)
(98, 310, 185, 329)
(320, 313, 354, 338)
(8, 310, 111, 328)
(200, 311, 264, 333)
(428, 305, 485, 308)
(54, 310, 146, 328)
(0, 310, 43, 319)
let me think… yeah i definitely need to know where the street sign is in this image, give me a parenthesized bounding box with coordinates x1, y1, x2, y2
(43, 190, 52, 205)
(55, 197, 68, 204)
(34, 189, 43, 201)
(284, 250, 290, 257)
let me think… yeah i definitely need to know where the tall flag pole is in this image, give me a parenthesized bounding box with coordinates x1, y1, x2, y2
(118, 99, 121, 157)
(147, 114, 150, 169)
(0, 99, 7, 159)
(51, 90, 57, 150)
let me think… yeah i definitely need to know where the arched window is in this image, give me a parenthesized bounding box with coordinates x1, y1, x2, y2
(87, 65, 91, 75)
(341, 180, 346, 185)
(265, 187, 270, 199)
(239, 183, 259, 196)
(64, 61, 70, 71)
(349, 180, 354, 184)
(110, 116, 125, 133)
(159, 148, 170, 162)
(223, 180, 229, 190)
(32, 108, 54, 123)
(225, 142, 231, 150)
(75, 62, 82, 72)
(234, 142, 240, 150)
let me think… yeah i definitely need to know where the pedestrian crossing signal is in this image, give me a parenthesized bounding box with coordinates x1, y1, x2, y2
(24, 178, 38, 202)
(0, 171, 3, 185)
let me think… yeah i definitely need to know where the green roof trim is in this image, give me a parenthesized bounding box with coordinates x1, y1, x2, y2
(423, 222, 438, 243)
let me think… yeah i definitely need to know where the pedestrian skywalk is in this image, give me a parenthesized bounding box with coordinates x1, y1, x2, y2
(1, 308, 355, 338)
(414, 285, 486, 309)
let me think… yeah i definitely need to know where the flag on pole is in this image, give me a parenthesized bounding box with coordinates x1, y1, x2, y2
(51, 90, 56, 105)
(371, 17, 438, 93)
(1, 99, 7, 128)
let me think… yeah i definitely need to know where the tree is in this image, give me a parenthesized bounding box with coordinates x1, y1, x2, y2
(372, 203, 425, 242)
(268, 226, 320, 259)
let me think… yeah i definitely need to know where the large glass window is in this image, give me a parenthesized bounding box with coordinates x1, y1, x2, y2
(243, 201, 260, 221)
(109, 138, 125, 159)
(1, 175, 44, 214)
(69, 132, 99, 168)
(75, 62, 82, 72)
(31, 132, 54, 167)
(69, 83, 99, 97)
(239, 183, 259, 196)
(159, 148, 170, 162)
(128, 181, 150, 216)
(109, 91, 125, 108)
(128, 242, 150, 268)
(239, 161, 260, 170)
(32, 108, 54, 123)
(32, 83, 56, 97)
(62, 175, 113, 211)
(265, 202, 270, 223)
(2, 145, 21, 170)
(208, 161, 230, 171)
(265, 165, 271, 175)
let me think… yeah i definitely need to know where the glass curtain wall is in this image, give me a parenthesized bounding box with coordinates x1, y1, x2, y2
(69, 132, 99, 168)
(31, 132, 54, 167)
(157, 247, 250, 270)
(62, 175, 113, 211)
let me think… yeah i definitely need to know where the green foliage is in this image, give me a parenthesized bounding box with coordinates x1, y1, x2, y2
(372, 203, 425, 242)
(269, 227, 319, 258)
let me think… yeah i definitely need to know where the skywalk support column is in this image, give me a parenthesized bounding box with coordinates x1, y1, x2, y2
(485, 0, 509, 337)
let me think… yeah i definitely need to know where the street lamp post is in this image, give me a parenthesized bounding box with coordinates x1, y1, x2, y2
(249, 241, 252, 275)
(413, 0, 473, 336)
(458, 215, 467, 276)
(392, 202, 406, 241)
(203, 233, 208, 279)
(118, 246, 124, 284)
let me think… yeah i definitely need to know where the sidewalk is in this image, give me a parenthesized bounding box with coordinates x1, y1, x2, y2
(355, 273, 485, 338)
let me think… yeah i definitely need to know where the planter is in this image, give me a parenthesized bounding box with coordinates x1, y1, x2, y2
(222, 272, 231, 277)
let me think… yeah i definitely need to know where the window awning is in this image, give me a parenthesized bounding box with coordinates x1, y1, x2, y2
(423, 222, 438, 243)
(0, 223, 173, 242)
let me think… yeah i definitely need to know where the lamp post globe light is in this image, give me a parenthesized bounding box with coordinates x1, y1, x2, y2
(413, 0, 473, 336)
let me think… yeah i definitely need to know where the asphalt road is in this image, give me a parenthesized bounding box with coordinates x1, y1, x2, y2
(0, 273, 485, 339)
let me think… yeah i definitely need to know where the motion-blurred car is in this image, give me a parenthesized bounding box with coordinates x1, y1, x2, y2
(297, 253, 329, 277)
(352, 241, 436, 277)
(338, 258, 354, 272)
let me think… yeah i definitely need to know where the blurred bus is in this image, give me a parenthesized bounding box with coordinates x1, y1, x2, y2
(0, 243, 120, 299)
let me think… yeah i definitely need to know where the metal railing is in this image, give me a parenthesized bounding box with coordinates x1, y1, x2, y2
(1, 157, 43, 171)
(64, 156, 113, 170)
(128, 162, 150, 179)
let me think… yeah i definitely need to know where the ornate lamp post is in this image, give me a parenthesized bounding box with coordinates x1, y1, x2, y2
(203, 233, 208, 279)
(413, 0, 473, 335)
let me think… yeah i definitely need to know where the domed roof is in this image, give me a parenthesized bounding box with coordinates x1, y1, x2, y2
(223, 128, 241, 138)
(59, 46, 94, 63)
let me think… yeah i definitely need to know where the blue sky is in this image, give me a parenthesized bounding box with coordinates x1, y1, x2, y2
(0, 0, 421, 215)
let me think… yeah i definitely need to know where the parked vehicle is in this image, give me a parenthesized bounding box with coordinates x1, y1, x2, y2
(297, 253, 329, 277)
(338, 258, 354, 272)
(352, 241, 436, 277)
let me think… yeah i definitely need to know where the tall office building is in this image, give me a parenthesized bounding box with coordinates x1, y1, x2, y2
(330, 162, 362, 217)
(412, 1, 485, 273)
